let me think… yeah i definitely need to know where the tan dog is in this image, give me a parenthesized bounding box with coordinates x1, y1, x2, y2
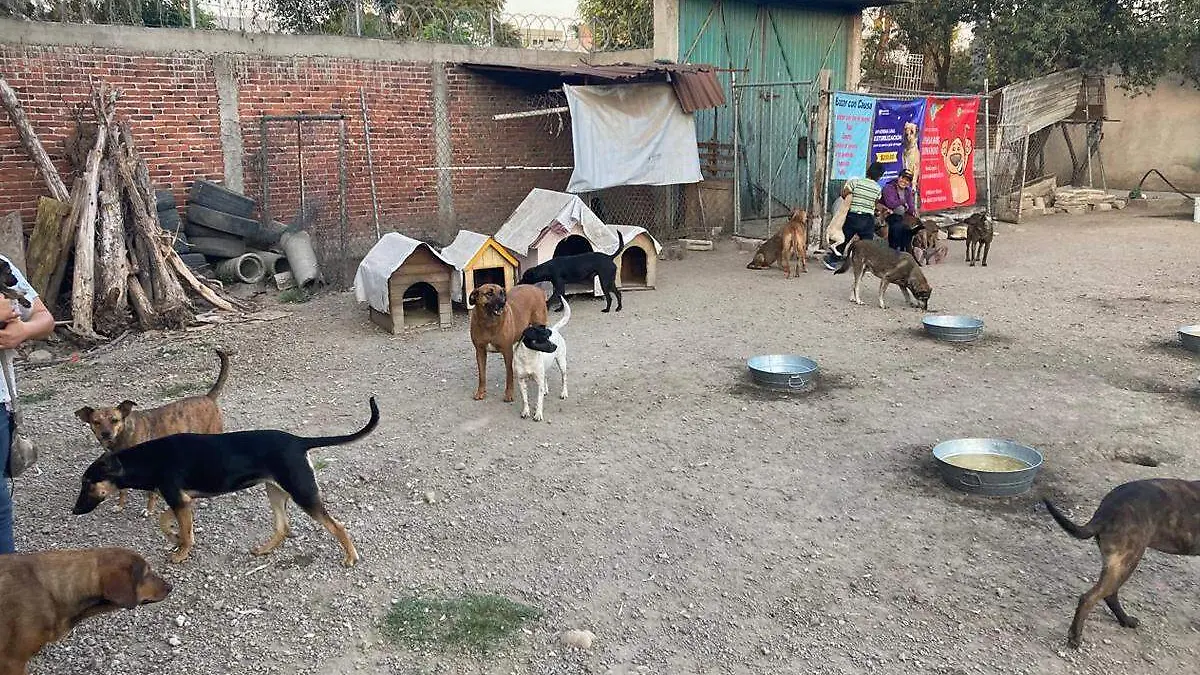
(75, 348, 231, 515)
(902, 121, 921, 189)
(469, 283, 549, 402)
(833, 237, 932, 309)
(963, 212, 994, 267)
(0, 548, 171, 674)
(746, 208, 808, 276)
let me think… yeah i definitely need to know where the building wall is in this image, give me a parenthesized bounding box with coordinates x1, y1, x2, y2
(1043, 77, 1200, 192)
(0, 21, 591, 254)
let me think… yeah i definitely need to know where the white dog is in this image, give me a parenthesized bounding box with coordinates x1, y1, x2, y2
(513, 297, 569, 421)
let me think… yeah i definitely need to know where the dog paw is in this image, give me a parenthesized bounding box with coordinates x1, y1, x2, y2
(141, 508, 151, 518)
(168, 548, 191, 564)
(532, 413, 544, 422)
(520, 408, 530, 419)
(559, 391, 568, 400)
(112, 504, 125, 513)
(1067, 635, 1082, 650)
(982, 262, 988, 267)
(473, 391, 486, 401)
(503, 393, 514, 403)
(601, 308, 611, 313)
(1121, 615, 1140, 629)
(342, 552, 360, 567)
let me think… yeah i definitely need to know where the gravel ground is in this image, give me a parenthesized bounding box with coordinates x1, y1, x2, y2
(11, 210, 1200, 675)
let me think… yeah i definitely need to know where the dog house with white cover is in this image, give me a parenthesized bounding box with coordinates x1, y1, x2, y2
(610, 224, 661, 290)
(493, 188, 622, 297)
(440, 230, 519, 307)
(354, 232, 455, 332)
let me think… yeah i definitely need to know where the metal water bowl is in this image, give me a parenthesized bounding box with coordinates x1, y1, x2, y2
(1179, 325, 1200, 353)
(932, 438, 1044, 497)
(923, 315, 984, 343)
(747, 355, 818, 391)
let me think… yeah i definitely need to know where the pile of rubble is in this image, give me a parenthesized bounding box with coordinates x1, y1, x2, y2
(1019, 177, 1127, 216)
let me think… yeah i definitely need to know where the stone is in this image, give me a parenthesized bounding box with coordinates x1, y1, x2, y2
(1113, 199, 1126, 210)
(27, 349, 52, 364)
(561, 630, 595, 649)
(1095, 203, 1113, 212)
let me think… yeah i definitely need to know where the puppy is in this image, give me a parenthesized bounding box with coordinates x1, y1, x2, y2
(833, 236, 932, 310)
(1044, 480, 1200, 649)
(963, 212, 994, 267)
(513, 298, 569, 422)
(469, 283, 549, 402)
(0, 548, 171, 673)
(72, 397, 379, 567)
(746, 209, 808, 277)
(519, 230, 625, 313)
(75, 347, 231, 515)
(0, 258, 30, 309)
(902, 121, 921, 187)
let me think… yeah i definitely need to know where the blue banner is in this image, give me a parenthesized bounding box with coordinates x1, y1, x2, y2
(830, 93, 875, 180)
(868, 97, 927, 185)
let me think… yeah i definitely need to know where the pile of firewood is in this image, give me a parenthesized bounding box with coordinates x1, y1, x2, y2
(0, 78, 243, 341)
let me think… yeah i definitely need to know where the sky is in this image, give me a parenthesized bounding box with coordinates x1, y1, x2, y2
(504, 0, 579, 18)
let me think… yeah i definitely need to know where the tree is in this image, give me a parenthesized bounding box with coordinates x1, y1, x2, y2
(578, 0, 651, 51)
(1, 0, 214, 26)
(873, 0, 973, 91)
(262, 0, 520, 45)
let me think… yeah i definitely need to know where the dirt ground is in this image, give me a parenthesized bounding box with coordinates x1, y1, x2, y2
(12, 210, 1200, 675)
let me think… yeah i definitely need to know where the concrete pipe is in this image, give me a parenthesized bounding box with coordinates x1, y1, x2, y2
(279, 230, 322, 288)
(250, 250, 290, 277)
(215, 253, 266, 285)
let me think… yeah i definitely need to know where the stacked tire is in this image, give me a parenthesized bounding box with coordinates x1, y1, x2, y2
(185, 180, 286, 285)
(156, 190, 206, 270)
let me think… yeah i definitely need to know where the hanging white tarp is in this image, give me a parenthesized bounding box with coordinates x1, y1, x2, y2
(564, 83, 703, 193)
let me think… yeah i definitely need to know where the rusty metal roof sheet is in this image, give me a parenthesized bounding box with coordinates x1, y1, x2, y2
(463, 61, 726, 112)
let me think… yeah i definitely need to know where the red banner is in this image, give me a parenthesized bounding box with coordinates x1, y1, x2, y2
(918, 97, 980, 212)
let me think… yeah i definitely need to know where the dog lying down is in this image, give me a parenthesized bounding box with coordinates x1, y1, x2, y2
(73, 397, 380, 567)
(514, 298, 569, 421)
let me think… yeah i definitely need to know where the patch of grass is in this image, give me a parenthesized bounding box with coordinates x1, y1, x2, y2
(381, 593, 541, 654)
(279, 288, 313, 304)
(312, 458, 329, 471)
(18, 390, 54, 404)
(157, 381, 205, 398)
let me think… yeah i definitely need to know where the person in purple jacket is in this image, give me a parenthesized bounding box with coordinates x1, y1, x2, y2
(881, 170, 923, 253)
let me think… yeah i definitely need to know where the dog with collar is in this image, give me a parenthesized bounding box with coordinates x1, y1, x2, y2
(513, 298, 570, 421)
(469, 283, 549, 402)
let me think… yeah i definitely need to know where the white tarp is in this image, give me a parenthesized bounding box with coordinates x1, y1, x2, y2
(611, 223, 662, 254)
(440, 229, 491, 303)
(353, 232, 454, 313)
(564, 83, 703, 193)
(494, 188, 620, 255)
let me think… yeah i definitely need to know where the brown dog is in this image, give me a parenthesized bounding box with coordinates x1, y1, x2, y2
(963, 212, 993, 267)
(833, 237, 932, 309)
(469, 283, 548, 402)
(0, 548, 171, 674)
(746, 209, 808, 277)
(75, 348, 231, 515)
(1045, 480, 1200, 649)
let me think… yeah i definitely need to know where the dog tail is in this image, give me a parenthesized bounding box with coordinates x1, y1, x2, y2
(206, 348, 233, 400)
(832, 235, 860, 275)
(608, 229, 625, 260)
(1042, 499, 1098, 540)
(299, 397, 380, 450)
(551, 297, 571, 332)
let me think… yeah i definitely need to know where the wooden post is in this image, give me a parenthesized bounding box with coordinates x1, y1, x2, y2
(69, 88, 116, 338)
(95, 162, 129, 334)
(810, 69, 832, 247)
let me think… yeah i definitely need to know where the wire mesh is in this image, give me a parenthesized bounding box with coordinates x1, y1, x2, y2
(578, 185, 707, 244)
(989, 123, 1029, 223)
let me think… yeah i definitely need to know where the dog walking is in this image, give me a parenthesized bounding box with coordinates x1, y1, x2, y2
(824, 161, 885, 271)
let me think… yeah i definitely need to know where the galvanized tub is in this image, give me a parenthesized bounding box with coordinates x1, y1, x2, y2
(932, 438, 1044, 497)
(747, 355, 818, 391)
(923, 315, 984, 343)
(1179, 325, 1200, 353)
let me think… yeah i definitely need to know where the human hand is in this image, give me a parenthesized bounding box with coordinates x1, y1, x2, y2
(0, 319, 28, 350)
(0, 302, 18, 325)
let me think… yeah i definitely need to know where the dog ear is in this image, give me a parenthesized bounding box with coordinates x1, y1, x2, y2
(99, 555, 144, 609)
(468, 289, 480, 305)
(940, 139, 949, 157)
(963, 138, 973, 156)
(75, 406, 95, 423)
(98, 453, 125, 477)
(117, 400, 137, 416)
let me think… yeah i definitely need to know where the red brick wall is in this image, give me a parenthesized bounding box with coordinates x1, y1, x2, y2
(0, 46, 572, 252)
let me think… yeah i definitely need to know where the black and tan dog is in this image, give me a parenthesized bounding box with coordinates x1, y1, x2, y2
(519, 230, 625, 313)
(746, 208, 808, 277)
(75, 348, 231, 515)
(963, 212, 993, 267)
(1045, 479, 1200, 649)
(73, 397, 379, 568)
(0, 548, 171, 674)
(833, 236, 932, 310)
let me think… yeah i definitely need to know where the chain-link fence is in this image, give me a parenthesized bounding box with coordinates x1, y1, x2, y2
(0, 0, 651, 52)
(577, 185, 707, 244)
(989, 123, 1029, 223)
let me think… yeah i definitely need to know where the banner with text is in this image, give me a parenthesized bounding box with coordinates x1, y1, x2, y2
(868, 97, 927, 186)
(918, 97, 980, 211)
(830, 93, 876, 180)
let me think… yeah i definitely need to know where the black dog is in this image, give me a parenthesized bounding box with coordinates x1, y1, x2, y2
(73, 397, 380, 567)
(519, 230, 625, 313)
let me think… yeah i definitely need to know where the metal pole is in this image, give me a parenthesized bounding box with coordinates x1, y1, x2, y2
(359, 88, 382, 241)
(767, 88, 774, 233)
(822, 89, 834, 246)
(1084, 104, 1093, 187)
(732, 72, 741, 236)
(259, 119, 270, 228)
(338, 119, 349, 288)
(188, 0, 195, 28)
(983, 78, 992, 217)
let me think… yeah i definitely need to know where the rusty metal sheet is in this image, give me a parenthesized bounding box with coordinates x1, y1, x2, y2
(463, 62, 727, 112)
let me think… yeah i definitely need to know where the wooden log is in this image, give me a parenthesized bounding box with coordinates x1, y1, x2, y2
(167, 253, 240, 312)
(0, 77, 69, 202)
(95, 162, 129, 335)
(69, 87, 116, 339)
(47, 178, 87, 314)
(126, 274, 158, 330)
(24, 197, 70, 299)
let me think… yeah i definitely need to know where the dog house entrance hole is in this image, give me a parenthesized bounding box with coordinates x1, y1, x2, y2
(621, 246, 648, 285)
(472, 267, 505, 289)
(554, 234, 593, 258)
(402, 282, 439, 326)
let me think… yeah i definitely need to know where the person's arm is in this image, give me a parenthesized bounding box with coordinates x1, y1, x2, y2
(0, 298, 54, 350)
(879, 183, 900, 210)
(840, 180, 853, 199)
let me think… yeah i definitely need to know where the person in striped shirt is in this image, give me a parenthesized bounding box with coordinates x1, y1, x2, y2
(824, 161, 885, 270)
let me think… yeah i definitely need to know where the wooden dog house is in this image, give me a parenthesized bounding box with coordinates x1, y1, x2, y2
(611, 224, 661, 290)
(353, 232, 454, 332)
(440, 230, 519, 307)
(493, 188, 622, 297)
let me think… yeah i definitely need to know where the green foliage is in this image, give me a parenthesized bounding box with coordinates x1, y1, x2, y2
(1, 0, 214, 26)
(382, 593, 541, 654)
(262, 0, 521, 45)
(578, 0, 651, 50)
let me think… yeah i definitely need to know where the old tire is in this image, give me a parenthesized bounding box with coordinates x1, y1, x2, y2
(178, 252, 209, 269)
(186, 203, 260, 239)
(171, 232, 190, 253)
(155, 190, 176, 212)
(189, 180, 256, 219)
(184, 221, 229, 239)
(158, 208, 182, 233)
(189, 235, 246, 258)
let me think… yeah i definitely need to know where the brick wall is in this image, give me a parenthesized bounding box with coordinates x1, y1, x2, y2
(0, 45, 573, 254)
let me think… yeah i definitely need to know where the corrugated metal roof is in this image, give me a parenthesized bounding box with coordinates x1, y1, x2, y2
(462, 62, 726, 112)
